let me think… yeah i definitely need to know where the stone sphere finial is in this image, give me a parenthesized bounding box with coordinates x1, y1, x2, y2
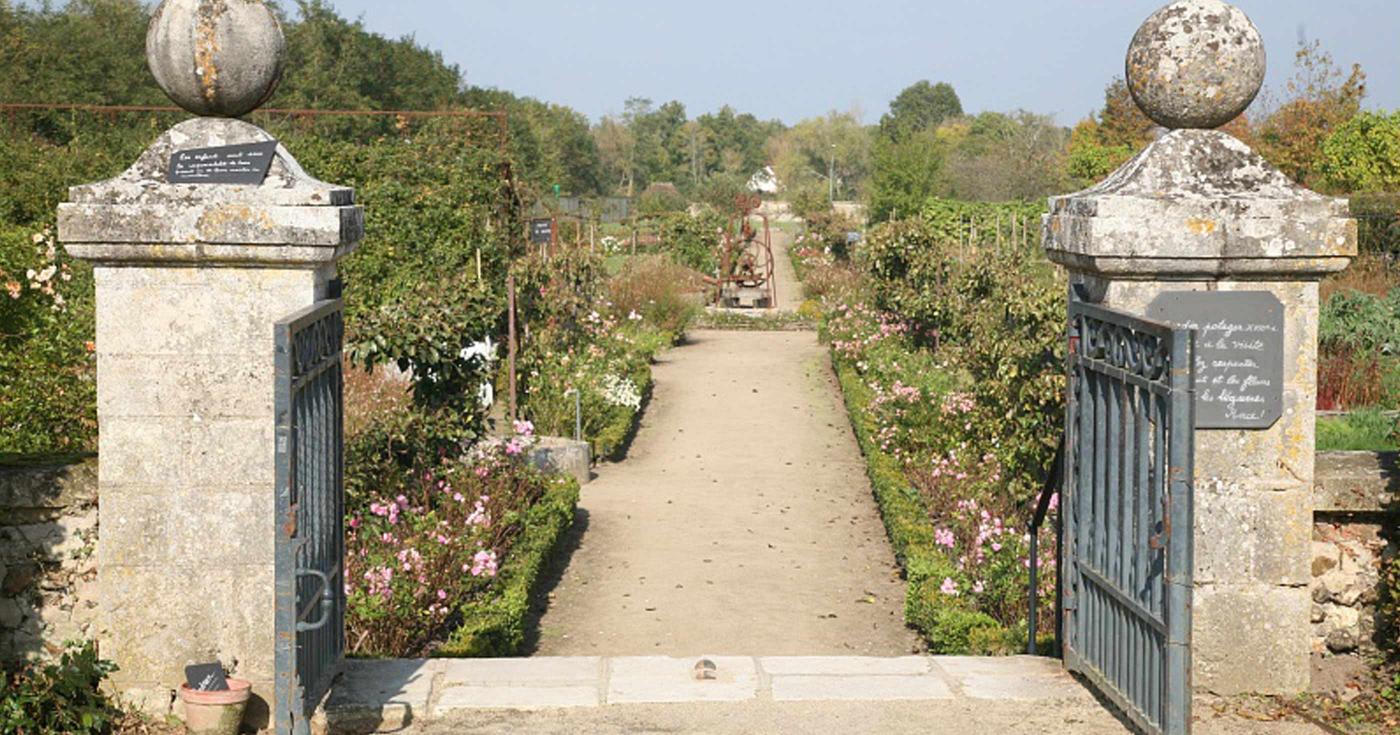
(1125, 0, 1266, 130)
(146, 0, 287, 118)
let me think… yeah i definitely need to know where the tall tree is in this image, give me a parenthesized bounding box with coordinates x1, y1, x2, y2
(769, 109, 872, 203)
(879, 81, 963, 141)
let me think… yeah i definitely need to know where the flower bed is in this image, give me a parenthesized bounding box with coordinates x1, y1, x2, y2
(798, 209, 1062, 654)
(512, 243, 704, 462)
(345, 421, 578, 658)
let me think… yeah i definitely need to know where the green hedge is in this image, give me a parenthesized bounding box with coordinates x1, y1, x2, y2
(593, 362, 654, 462)
(439, 474, 580, 657)
(833, 358, 1014, 654)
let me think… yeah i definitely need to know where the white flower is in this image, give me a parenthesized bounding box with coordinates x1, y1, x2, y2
(600, 374, 642, 410)
(628, 310, 643, 322)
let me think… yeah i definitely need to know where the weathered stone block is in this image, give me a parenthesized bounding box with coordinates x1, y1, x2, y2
(95, 267, 323, 357)
(1194, 484, 1311, 586)
(98, 355, 272, 419)
(99, 417, 274, 487)
(1193, 584, 1311, 695)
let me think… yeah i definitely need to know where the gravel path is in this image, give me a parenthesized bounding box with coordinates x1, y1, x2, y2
(531, 329, 919, 657)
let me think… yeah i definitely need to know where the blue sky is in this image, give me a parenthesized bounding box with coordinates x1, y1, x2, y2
(316, 1, 1395, 125)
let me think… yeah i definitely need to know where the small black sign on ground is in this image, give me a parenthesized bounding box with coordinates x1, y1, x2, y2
(529, 218, 555, 245)
(168, 141, 279, 185)
(1148, 291, 1285, 430)
(184, 662, 230, 692)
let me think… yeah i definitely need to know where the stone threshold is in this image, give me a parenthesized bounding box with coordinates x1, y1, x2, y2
(319, 655, 1090, 733)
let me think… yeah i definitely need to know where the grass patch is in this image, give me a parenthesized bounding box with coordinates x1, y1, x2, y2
(1318, 409, 1400, 452)
(694, 309, 816, 332)
(438, 474, 580, 657)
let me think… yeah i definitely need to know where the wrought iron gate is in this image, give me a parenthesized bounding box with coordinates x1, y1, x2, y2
(274, 300, 346, 735)
(1063, 301, 1195, 735)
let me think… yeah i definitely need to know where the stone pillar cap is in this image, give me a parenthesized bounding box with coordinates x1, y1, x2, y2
(1044, 130, 1356, 281)
(59, 118, 362, 267)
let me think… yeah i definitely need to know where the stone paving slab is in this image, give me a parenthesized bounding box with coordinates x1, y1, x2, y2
(770, 674, 953, 702)
(936, 656, 1095, 701)
(760, 655, 931, 676)
(608, 656, 759, 704)
(433, 684, 600, 712)
(322, 656, 1091, 733)
(322, 659, 440, 732)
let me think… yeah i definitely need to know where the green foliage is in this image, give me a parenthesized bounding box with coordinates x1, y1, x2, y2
(1, 642, 120, 735)
(1065, 132, 1135, 187)
(868, 128, 945, 222)
(879, 81, 963, 142)
(440, 475, 579, 657)
(348, 278, 500, 419)
(1320, 288, 1400, 355)
(636, 183, 687, 216)
(859, 214, 1063, 500)
(770, 110, 871, 203)
(1316, 410, 1400, 452)
(1320, 111, 1400, 194)
(656, 211, 725, 274)
(0, 225, 96, 454)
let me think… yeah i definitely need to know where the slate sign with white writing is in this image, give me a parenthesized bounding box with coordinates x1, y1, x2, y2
(184, 662, 229, 692)
(529, 218, 555, 245)
(1148, 291, 1285, 430)
(168, 141, 279, 185)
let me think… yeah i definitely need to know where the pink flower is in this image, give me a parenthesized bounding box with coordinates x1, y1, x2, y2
(935, 528, 956, 549)
(470, 550, 499, 577)
(513, 419, 535, 438)
(437, 589, 448, 601)
(940, 578, 959, 597)
(505, 439, 524, 456)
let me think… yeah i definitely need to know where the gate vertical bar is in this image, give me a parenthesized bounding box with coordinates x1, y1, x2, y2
(1165, 328, 1196, 735)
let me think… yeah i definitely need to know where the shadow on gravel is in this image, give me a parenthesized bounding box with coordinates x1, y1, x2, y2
(521, 506, 591, 655)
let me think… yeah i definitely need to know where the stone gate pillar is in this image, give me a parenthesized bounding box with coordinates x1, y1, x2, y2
(1043, 0, 1355, 695)
(56, 0, 361, 721)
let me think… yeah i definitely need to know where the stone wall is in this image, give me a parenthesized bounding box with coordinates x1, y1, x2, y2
(1311, 451, 1397, 673)
(0, 456, 100, 663)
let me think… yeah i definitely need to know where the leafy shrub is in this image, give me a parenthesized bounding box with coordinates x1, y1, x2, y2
(607, 255, 705, 339)
(857, 217, 1065, 501)
(801, 209, 863, 260)
(1, 642, 119, 735)
(1318, 288, 1400, 411)
(788, 188, 831, 223)
(0, 225, 95, 454)
(655, 211, 725, 274)
(636, 183, 687, 215)
(1321, 288, 1400, 356)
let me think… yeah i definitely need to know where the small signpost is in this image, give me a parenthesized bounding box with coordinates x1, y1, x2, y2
(1148, 291, 1285, 429)
(168, 141, 279, 185)
(529, 217, 556, 246)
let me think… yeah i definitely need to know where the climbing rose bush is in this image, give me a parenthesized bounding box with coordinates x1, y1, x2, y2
(345, 423, 547, 657)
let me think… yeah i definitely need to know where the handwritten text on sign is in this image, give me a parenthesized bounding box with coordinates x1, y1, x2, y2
(168, 141, 279, 185)
(1148, 291, 1285, 430)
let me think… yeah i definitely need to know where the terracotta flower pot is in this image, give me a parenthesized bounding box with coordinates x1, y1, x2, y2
(179, 678, 251, 735)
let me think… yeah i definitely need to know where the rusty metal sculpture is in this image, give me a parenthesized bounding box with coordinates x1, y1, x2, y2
(711, 195, 776, 309)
